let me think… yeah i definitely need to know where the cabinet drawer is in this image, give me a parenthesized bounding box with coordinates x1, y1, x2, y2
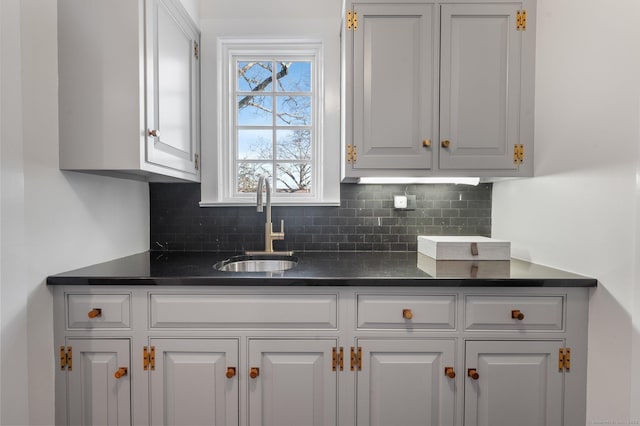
(67, 294, 131, 329)
(149, 294, 338, 329)
(357, 294, 456, 329)
(465, 295, 564, 331)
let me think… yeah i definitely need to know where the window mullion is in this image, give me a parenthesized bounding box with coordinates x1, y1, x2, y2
(272, 60, 278, 194)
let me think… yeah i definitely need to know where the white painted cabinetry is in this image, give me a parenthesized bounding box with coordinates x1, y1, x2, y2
(355, 339, 456, 426)
(63, 338, 131, 426)
(464, 340, 564, 426)
(347, 3, 436, 174)
(53, 286, 588, 426)
(343, 0, 535, 180)
(149, 338, 239, 426)
(247, 339, 338, 426)
(57, 0, 200, 182)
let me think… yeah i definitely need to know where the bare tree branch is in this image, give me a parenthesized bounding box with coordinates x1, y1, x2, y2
(238, 62, 291, 109)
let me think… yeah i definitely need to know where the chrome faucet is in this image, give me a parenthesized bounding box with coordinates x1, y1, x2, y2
(248, 175, 290, 255)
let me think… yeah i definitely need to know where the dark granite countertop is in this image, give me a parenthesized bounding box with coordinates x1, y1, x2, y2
(46, 251, 597, 287)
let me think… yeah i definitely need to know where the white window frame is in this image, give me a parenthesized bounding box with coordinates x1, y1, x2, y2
(206, 38, 335, 205)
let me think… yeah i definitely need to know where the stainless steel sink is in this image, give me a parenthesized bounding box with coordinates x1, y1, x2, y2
(214, 255, 298, 272)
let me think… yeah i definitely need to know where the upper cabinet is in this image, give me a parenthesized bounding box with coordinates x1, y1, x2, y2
(348, 3, 436, 173)
(58, 0, 201, 182)
(343, 0, 535, 181)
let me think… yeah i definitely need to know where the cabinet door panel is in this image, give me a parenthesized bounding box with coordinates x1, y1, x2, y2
(464, 340, 563, 426)
(66, 338, 131, 426)
(150, 339, 239, 426)
(248, 339, 337, 426)
(351, 4, 434, 171)
(356, 339, 456, 426)
(440, 4, 522, 171)
(146, 0, 199, 174)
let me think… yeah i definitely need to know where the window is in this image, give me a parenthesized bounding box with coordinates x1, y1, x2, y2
(200, 38, 339, 206)
(236, 58, 314, 195)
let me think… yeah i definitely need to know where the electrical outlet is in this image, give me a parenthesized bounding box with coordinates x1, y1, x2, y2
(394, 195, 408, 209)
(394, 194, 416, 210)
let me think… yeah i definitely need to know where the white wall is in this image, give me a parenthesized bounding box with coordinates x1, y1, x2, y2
(492, 0, 640, 423)
(633, 96, 640, 421)
(0, 0, 150, 424)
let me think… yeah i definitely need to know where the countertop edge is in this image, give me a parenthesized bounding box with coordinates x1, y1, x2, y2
(45, 251, 598, 288)
(46, 276, 598, 287)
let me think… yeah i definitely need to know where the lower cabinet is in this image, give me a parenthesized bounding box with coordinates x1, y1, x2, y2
(149, 338, 239, 426)
(464, 340, 564, 426)
(62, 338, 131, 426)
(248, 339, 338, 426)
(356, 339, 456, 426)
(53, 286, 589, 426)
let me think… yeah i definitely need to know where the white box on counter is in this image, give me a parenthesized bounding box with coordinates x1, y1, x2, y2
(417, 236, 511, 260)
(417, 253, 510, 278)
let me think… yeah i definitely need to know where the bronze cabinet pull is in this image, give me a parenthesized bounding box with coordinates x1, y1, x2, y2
(114, 367, 127, 379)
(444, 367, 456, 379)
(226, 367, 236, 379)
(511, 309, 525, 320)
(468, 368, 479, 380)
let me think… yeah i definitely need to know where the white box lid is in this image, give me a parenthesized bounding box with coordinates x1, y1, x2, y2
(418, 236, 511, 260)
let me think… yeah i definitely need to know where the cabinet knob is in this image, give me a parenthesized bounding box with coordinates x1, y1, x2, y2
(249, 367, 260, 379)
(114, 367, 128, 379)
(148, 129, 160, 138)
(87, 308, 102, 319)
(444, 367, 456, 379)
(511, 309, 525, 320)
(423, 139, 431, 148)
(441, 140, 451, 148)
(402, 309, 413, 320)
(467, 368, 479, 380)
(226, 367, 236, 379)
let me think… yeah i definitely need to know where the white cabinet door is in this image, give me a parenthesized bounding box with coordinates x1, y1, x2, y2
(439, 3, 523, 171)
(464, 340, 564, 426)
(149, 338, 239, 426)
(347, 3, 435, 175)
(356, 339, 456, 426)
(66, 338, 131, 426)
(248, 339, 338, 426)
(145, 0, 200, 176)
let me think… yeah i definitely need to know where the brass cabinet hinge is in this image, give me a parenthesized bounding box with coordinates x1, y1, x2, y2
(558, 347, 571, 371)
(194, 153, 200, 171)
(516, 10, 527, 30)
(514, 144, 524, 164)
(59, 346, 72, 371)
(332, 347, 344, 371)
(143, 346, 156, 371)
(350, 346, 362, 371)
(347, 144, 357, 164)
(194, 41, 200, 59)
(347, 10, 358, 31)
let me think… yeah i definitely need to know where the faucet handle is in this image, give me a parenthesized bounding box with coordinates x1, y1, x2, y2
(272, 219, 285, 241)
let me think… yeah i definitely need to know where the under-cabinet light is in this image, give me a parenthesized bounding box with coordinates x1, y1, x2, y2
(357, 177, 480, 186)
